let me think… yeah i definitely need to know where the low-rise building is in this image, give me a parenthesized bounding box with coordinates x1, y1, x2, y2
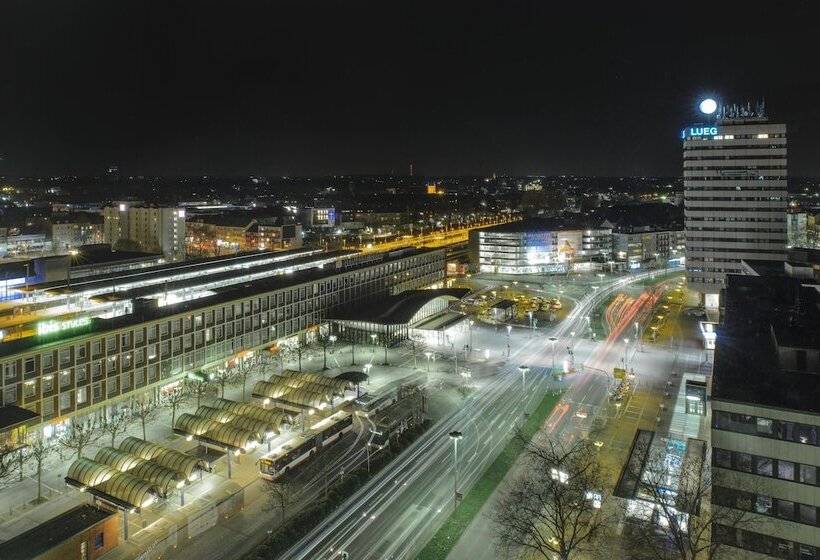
(613, 227, 685, 269)
(50, 213, 104, 253)
(468, 219, 612, 274)
(0, 504, 119, 560)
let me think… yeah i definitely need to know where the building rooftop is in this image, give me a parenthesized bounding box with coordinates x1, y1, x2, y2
(329, 288, 468, 325)
(0, 405, 40, 431)
(0, 504, 114, 560)
(712, 274, 820, 414)
(0, 247, 443, 358)
(476, 217, 608, 234)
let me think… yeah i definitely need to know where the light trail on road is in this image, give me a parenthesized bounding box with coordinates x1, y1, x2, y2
(278, 269, 678, 560)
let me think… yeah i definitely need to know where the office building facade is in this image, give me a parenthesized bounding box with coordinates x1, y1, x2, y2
(710, 271, 820, 559)
(683, 103, 787, 308)
(0, 248, 444, 436)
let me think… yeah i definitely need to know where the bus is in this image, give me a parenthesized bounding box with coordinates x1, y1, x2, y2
(369, 390, 424, 448)
(353, 393, 394, 418)
(258, 411, 354, 481)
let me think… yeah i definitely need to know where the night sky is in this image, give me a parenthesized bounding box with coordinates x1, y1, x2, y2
(2, 1, 818, 177)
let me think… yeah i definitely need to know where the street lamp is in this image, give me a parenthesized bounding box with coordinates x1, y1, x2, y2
(506, 324, 512, 356)
(468, 320, 474, 353)
(527, 310, 534, 333)
(449, 430, 463, 508)
(424, 351, 433, 372)
(518, 365, 530, 424)
(623, 338, 630, 367)
(548, 336, 558, 370)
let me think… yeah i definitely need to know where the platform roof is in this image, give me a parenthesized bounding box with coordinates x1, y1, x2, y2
(329, 288, 469, 325)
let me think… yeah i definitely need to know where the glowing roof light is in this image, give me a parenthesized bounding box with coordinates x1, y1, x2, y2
(699, 98, 717, 115)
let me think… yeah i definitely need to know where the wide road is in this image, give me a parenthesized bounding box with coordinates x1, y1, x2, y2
(279, 269, 672, 560)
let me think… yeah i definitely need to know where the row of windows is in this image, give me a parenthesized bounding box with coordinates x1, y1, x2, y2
(685, 154, 787, 161)
(688, 227, 785, 234)
(713, 447, 818, 486)
(684, 140, 786, 149)
(713, 524, 816, 560)
(684, 165, 787, 171)
(714, 410, 820, 446)
(686, 196, 785, 202)
(713, 485, 818, 527)
(685, 216, 786, 224)
(687, 247, 785, 255)
(684, 207, 785, 213)
(686, 237, 785, 244)
(685, 177, 786, 184)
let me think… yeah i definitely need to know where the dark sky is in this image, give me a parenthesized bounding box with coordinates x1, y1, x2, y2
(2, 1, 818, 177)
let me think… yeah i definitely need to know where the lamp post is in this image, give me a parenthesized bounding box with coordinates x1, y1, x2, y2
(506, 324, 512, 357)
(548, 336, 558, 371)
(518, 365, 529, 424)
(527, 311, 534, 333)
(623, 338, 630, 367)
(468, 320, 474, 353)
(424, 351, 432, 373)
(449, 430, 463, 508)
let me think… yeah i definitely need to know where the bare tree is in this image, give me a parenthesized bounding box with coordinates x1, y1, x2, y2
(235, 358, 262, 401)
(100, 411, 131, 448)
(184, 377, 215, 408)
(58, 420, 99, 460)
(24, 435, 52, 503)
(490, 438, 611, 560)
(211, 368, 235, 399)
(264, 480, 297, 526)
(164, 385, 189, 428)
(0, 445, 21, 487)
(132, 396, 157, 440)
(621, 441, 759, 560)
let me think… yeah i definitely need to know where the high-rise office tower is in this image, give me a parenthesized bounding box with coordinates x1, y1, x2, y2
(683, 100, 787, 308)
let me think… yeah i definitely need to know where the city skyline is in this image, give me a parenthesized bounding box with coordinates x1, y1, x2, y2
(2, 1, 819, 177)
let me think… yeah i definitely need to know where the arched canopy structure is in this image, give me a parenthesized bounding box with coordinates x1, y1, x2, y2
(129, 462, 185, 497)
(94, 447, 143, 472)
(227, 415, 277, 439)
(264, 376, 341, 401)
(202, 425, 259, 452)
(174, 413, 221, 437)
(66, 458, 118, 488)
(118, 437, 208, 480)
(213, 398, 291, 427)
(195, 406, 235, 424)
(251, 380, 291, 400)
(269, 387, 328, 409)
(284, 371, 350, 393)
(119, 436, 164, 461)
(96, 472, 157, 510)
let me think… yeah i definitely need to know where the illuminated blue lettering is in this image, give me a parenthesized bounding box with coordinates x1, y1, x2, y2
(682, 126, 719, 139)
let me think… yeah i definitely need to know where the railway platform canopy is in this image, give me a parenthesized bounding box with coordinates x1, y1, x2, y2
(328, 288, 470, 345)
